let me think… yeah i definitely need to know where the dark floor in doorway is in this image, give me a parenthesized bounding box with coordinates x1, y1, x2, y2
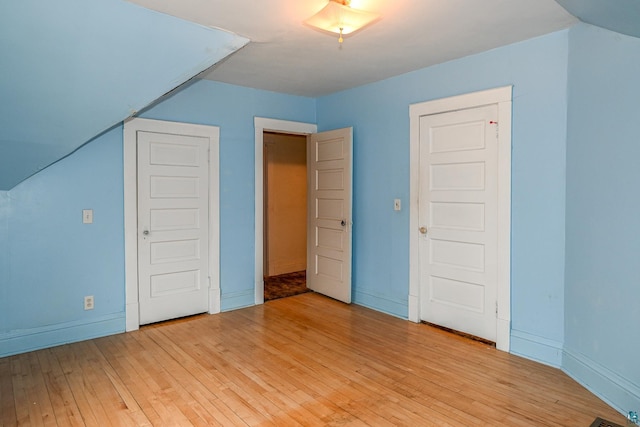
(264, 271, 311, 301)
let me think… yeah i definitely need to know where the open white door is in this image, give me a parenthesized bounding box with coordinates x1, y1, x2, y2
(307, 128, 353, 303)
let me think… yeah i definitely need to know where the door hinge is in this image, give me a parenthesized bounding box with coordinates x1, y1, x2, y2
(490, 120, 499, 139)
(495, 301, 498, 316)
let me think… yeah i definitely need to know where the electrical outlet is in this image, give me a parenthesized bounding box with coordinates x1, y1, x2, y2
(84, 295, 94, 310)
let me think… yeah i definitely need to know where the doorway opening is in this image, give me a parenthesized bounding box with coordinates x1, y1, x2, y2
(253, 118, 317, 305)
(263, 131, 311, 301)
(254, 118, 353, 305)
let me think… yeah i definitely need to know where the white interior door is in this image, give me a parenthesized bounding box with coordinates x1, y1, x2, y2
(137, 131, 210, 325)
(307, 128, 353, 303)
(418, 105, 498, 341)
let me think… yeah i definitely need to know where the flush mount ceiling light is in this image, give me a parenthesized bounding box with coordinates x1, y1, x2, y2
(305, 0, 380, 44)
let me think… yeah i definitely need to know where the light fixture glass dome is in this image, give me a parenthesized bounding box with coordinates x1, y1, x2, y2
(305, 0, 379, 42)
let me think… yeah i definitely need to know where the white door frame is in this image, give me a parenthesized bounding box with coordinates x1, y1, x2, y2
(408, 86, 512, 351)
(123, 117, 220, 331)
(254, 118, 317, 305)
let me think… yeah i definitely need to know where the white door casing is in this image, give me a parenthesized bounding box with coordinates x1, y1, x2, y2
(307, 128, 353, 303)
(254, 118, 317, 305)
(409, 86, 512, 351)
(418, 104, 498, 342)
(137, 131, 210, 325)
(124, 118, 220, 331)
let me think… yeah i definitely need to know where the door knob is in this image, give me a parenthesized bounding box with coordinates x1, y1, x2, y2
(419, 226, 428, 234)
(143, 229, 149, 236)
(341, 220, 346, 227)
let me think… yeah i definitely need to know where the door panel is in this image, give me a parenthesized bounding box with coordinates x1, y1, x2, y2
(307, 128, 353, 303)
(137, 131, 210, 325)
(419, 105, 498, 341)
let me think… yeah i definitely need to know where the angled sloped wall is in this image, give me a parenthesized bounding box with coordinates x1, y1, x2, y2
(556, 0, 640, 38)
(0, 0, 247, 190)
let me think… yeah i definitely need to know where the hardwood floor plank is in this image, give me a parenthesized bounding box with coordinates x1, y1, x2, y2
(234, 303, 474, 425)
(129, 330, 253, 426)
(254, 294, 623, 426)
(52, 341, 122, 426)
(234, 308, 480, 425)
(36, 348, 85, 427)
(0, 356, 17, 426)
(9, 357, 31, 426)
(26, 352, 57, 425)
(219, 315, 408, 425)
(1, 293, 626, 426)
(50, 344, 98, 425)
(97, 333, 191, 426)
(147, 323, 301, 426)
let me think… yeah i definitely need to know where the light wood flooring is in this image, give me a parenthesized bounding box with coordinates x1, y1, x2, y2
(0, 293, 625, 426)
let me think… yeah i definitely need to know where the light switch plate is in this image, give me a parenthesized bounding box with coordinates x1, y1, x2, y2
(394, 199, 401, 211)
(82, 209, 93, 224)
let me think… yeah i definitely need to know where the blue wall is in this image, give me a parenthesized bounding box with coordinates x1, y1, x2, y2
(0, 127, 125, 357)
(142, 81, 316, 310)
(564, 23, 640, 414)
(0, 0, 247, 190)
(317, 30, 569, 365)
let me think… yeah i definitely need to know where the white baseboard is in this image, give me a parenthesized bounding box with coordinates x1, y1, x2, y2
(408, 294, 419, 323)
(496, 318, 510, 352)
(126, 302, 139, 331)
(209, 286, 221, 314)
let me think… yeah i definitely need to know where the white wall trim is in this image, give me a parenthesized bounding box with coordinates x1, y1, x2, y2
(254, 118, 317, 305)
(123, 117, 220, 331)
(408, 86, 513, 352)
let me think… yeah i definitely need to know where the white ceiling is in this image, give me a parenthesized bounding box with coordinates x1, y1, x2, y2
(127, 0, 578, 97)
